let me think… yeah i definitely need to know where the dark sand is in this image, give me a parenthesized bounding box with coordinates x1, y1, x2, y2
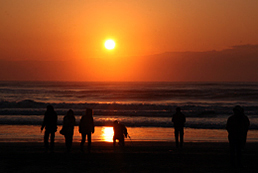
(1, 142, 257, 173)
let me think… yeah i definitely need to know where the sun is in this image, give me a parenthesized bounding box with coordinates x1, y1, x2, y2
(101, 127, 114, 142)
(104, 39, 116, 50)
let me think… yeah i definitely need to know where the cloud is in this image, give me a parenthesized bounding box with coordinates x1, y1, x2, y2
(0, 45, 258, 82)
(133, 44, 258, 81)
(0, 60, 89, 81)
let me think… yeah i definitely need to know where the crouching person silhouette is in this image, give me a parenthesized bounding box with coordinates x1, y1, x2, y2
(79, 108, 94, 153)
(113, 120, 128, 147)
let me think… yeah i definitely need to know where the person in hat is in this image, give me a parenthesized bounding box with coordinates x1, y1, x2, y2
(226, 105, 250, 167)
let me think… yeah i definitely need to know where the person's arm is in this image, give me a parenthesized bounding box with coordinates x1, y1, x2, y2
(226, 118, 230, 132)
(41, 114, 46, 131)
(73, 116, 76, 126)
(245, 116, 250, 132)
(124, 126, 128, 138)
(91, 117, 95, 133)
(55, 112, 58, 131)
(79, 117, 82, 133)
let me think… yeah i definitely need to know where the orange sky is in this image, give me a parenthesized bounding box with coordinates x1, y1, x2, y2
(1, 0, 258, 81)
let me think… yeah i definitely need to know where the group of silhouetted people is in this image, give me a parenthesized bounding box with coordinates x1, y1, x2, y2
(41, 106, 96, 153)
(41, 104, 250, 168)
(171, 105, 250, 168)
(41, 105, 128, 153)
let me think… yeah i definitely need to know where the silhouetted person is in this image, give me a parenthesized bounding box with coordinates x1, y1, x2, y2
(41, 105, 57, 151)
(79, 108, 94, 152)
(113, 120, 128, 147)
(172, 107, 186, 148)
(226, 105, 250, 167)
(62, 109, 76, 152)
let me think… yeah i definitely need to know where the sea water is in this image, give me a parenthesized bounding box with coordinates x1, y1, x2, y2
(0, 81, 258, 142)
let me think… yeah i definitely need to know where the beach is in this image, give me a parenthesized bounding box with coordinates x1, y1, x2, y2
(2, 0, 258, 171)
(1, 141, 258, 173)
(1, 82, 258, 172)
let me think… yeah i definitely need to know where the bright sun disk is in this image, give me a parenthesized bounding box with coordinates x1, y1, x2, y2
(102, 127, 114, 142)
(104, 39, 116, 50)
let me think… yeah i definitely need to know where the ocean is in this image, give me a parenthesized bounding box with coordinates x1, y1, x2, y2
(0, 81, 258, 142)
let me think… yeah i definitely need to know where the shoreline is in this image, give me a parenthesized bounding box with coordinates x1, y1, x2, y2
(2, 125, 258, 143)
(1, 141, 258, 172)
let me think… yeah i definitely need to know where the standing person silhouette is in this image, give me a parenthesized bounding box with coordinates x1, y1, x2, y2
(113, 120, 128, 147)
(226, 105, 250, 167)
(79, 108, 94, 153)
(172, 107, 186, 148)
(41, 105, 58, 151)
(61, 109, 76, 152)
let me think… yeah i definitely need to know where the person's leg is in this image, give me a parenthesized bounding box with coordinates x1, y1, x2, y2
(65, 135, 72, 152)
(229, 140, 236, 167)
(119, 137, 125, 147)
(80, 133, 86, 151)
(87, 133, 92, 152)
(113, 136, 116, 147)
(44, 131, 49, 150)
(180, 128, 184, 147)
(65, 136, 68, 150)
(236, 140, 242, 167)
(50, 132, 55, 150)
(70, 134, 73, 150)
(174, 128, 179, 147)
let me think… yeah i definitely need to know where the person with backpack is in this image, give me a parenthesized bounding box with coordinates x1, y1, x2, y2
(60, 109, 76, 152)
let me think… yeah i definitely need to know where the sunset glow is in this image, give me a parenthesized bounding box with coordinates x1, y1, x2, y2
(1, 1, 258, 82)
(1, 2, 258, 172)
(101, 127, 114, 142)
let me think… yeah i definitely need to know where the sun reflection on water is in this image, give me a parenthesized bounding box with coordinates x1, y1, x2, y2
(101, 127, 114, 142)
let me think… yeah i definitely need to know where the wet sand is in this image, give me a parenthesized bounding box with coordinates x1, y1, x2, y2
(1, 141, 258, 173)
